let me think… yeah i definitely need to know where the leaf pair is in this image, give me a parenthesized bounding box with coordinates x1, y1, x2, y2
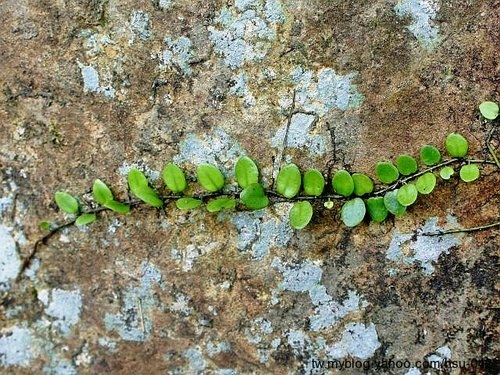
(93, 179, 130, 213)
(332, 170, 373, 197)
(127, 169, 163, 207)
(54, 191, 97, 227)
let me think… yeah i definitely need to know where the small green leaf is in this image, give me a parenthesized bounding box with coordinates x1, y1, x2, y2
(240, 183, 269, 210)
(54, 191, 79, 214)
(162, 163, 187, 193)
(324, 200, 334, 209)
(420, 145, 441, 166)
(133, 186, 163, 207)
(176, 197, 202, 210)
(206, 197, 236, 212)
(352, 173, 374, 196)
(375, 162, 399, 184)
(235, 156, 259, 189)
(341, 198, 366, 227)
(197, 163, 225, 192)
(127, 168, 148, 193)
(459, 164, 480, 182)
(397, 184, 418, 206)
(366, 197, 388, 223)
(39, 221, 51, 231)
(104, 200, 130, 214)
(479, 101, 499, 120)
(415, 172, 436, 194)
(75, 213, 97, 226)
(93, 179, 114, 205)
(445, 133, 468, 157)
(439, 166, 454, 180)
(396, 155, 418, 176)
(276, 164, 301, 198)
(384, 190, 406, 216)
(289, 201, 313, 230)
(303, 169, 325, 196)
(332, 170, 354, 197)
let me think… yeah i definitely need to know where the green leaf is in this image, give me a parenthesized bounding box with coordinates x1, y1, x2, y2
(366, 197, 388, 223)
(420, 145, 441, 166)
(75, 213, 97, 226)
(341, 198, 366, 227)
(197, 163, 225, 192)
(459, 164, 480, 182)
(289, 201, 313, 230)
(240, 183, 269, 210)
(415, 172, 436, 194)
(104, 200, 130, 214)
(397, 184, 418, 206)
(445, 133, 468, 157)
(162, 163, 187, 193)
(332, 170, 354, 197)
(303, 169, 325, 196)
(384, 190, 406, 216)
(133, 186, 163, 207)
(206, 197, 236, 212)
(54, 191, 79, 214)
(396, 155, 418, 176)
(276, 164, 301, 198)
(439, 166, 454, 180)
(176, 197, 202, 210)
(127, 168, 148, 193)
(92, 179, 114, 205)
(324, 200, 334, 209)
(39, 221, 51, 231)
(235, 156, 259, 189)
(375, 162, 399, 184)
(352, 173, 374, 196)
(479, 101, 499, 120)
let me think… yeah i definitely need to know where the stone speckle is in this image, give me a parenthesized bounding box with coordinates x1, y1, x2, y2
(325, 322, 381, 360)
(45, 289, 83, 336)
(0, 225, 20, 291)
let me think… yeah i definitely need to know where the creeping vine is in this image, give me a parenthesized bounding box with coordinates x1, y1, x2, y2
(18, 101, 500, 280)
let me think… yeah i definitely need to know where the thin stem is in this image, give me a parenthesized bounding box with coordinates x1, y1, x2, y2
(421, 221, 500, 236)
(486, 126, 500, 169)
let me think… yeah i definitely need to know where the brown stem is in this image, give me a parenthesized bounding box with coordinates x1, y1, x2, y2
(421, 221, 500, 236)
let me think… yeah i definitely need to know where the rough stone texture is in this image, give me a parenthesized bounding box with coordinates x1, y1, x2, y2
(0, 0, 499, 374)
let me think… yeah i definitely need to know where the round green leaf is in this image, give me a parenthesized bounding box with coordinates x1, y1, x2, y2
(289, 201, 313, 230)
(459, 164, 480, 182)
(397, 184, 418, 206)
(133, 186, 163, 207)
(197, 163, 225, 192)
(479, 101, 499, 120)
(332, 170, 354, 197)
(162, 163, 187, 193)
(54, 191, 79, 214)
(395, 155, 418, 176)
(324, 200, 334, 209)
(235, 156, 259, 189)
(439, 166, 454, 180)
(366, 197, 388, 223)
(93, 179, 114, 205)
(276, 164, 301, 198)
(39, 221, 51, 231)
(445, 133, 468, 157)
(352, 173, 374, 196)
(303, 169, 325, 196)
(104, 200, 130, 214)
(75, 213, 97, 226)
(127, 169, 148, 193)
(375, 162, 399, 184)
(206, 197, 236, 213)
(384, 190, 406, 216)
(415, 172, 436, 194)
(176, 197, 202, 210)
(240, 183, 269, 210)
(420, 145, 441, 166)
(341, 198, 366, 227)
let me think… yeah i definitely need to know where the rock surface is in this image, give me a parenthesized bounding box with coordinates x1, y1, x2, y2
(0, 0, 498, 374)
